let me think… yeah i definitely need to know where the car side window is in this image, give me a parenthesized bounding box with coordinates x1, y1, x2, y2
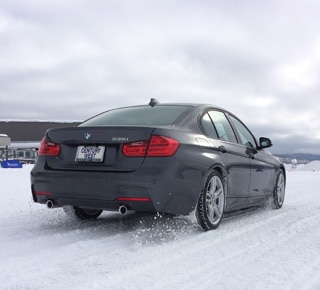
(208, 111, 237, 143)
(200, 113, 218, 139)
(228, 115, 257, 148)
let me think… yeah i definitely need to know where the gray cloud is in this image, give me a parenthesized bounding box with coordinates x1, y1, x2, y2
(1, 0, 320, 153)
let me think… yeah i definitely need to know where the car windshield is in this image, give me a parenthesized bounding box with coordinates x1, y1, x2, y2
(79, 105, 190, 126)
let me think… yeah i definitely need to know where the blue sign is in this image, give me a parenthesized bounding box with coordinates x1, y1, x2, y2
(1, 160, 23, 168)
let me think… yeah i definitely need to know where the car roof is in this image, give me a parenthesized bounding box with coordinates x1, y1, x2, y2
(115, 102, 224, 111)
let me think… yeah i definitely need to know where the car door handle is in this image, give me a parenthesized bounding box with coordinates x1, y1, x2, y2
(218, 145, 227, 153)
(246, 148, 257, 159)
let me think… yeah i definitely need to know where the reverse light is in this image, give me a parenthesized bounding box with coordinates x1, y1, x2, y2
(122, 135, 179, 157)
(38, 138, 60, 156)
(122, 140, 148, 157)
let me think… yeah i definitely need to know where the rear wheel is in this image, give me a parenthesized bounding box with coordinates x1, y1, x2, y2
(272, 170, 286, 209)
(196, 170, 226, 231)
(63, 206, 103, 220)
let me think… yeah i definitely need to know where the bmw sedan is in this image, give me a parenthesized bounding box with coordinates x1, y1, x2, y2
(30, 99, 286, 231)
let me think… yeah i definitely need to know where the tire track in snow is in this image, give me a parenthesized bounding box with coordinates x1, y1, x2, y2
(159, 204, 320, 289)
(75, 203, 320, 289)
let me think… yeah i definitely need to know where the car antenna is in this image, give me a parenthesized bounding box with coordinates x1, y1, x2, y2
(149, 98, 160, 107)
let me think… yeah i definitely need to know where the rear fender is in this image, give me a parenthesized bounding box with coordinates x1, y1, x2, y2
(199, 164, 229, 203)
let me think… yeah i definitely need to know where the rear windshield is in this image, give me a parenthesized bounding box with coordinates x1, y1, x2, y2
(79, 105, 190, 127)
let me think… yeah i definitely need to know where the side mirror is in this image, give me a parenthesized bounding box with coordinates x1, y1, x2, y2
(258, 137, 273, 149)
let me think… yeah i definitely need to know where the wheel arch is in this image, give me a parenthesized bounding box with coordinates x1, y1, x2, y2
(195, 164, 228, 231)
(280, 164, 286, 176)
(278, 164, 287, 186)
(201, 163, 229, 199)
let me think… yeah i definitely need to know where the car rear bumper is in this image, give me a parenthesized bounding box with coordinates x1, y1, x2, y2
(30, 160, 203, 215)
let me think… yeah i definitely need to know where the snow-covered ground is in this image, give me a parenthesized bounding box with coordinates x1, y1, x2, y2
(1, 164, 320, 290)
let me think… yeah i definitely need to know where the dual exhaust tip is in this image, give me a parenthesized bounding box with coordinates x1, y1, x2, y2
(46, 199, 129, 215)
(118, 204, 128, 215)
(46, 199, 55, 209)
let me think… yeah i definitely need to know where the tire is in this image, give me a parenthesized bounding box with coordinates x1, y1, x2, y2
(196, 170, 226, 231)
(272, 169, 286, 209)
(63, 206, 103, 220)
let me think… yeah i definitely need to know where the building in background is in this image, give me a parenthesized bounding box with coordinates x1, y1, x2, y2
(0, 134, 11, 161)
(0, 121, 80, 163)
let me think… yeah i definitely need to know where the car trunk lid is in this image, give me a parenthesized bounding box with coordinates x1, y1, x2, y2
(44, 126, 155, 172)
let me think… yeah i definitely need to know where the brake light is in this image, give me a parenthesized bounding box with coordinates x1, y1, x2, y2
(122, 135, 179, 157)
(147, 135, 179, 156)
(38, 138, 60, 156)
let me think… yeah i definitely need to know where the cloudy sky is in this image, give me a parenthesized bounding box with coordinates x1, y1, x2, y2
(1, 0, 320, 154)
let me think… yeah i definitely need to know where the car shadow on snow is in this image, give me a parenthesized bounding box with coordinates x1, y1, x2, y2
(223, 205, 266, 221)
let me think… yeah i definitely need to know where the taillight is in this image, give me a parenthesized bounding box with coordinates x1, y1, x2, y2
(38, 138, 60, 156)
(147, 135, 179, 156)
(122, 135, 179, 157)
(122, 140, 148, 157)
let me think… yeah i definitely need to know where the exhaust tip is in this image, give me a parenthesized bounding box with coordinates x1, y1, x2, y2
(119, 204, 128, 215)
(46, 199, 54, 209)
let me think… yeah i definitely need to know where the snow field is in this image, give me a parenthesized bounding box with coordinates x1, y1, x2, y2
(0, 165, 320, 289)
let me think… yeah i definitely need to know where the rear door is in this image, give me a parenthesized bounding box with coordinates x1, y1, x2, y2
(202, 111, 251, 202)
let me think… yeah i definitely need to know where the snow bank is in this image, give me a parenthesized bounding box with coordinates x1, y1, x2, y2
(296, 160, 320, 172)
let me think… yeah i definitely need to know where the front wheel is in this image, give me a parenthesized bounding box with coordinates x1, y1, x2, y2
(272, 170, 286, 209)
(63, 206, 103, 220)
(196, 170, 226, 231)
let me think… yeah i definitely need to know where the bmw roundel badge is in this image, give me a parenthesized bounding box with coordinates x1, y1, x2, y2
(84, 132, 92, 140)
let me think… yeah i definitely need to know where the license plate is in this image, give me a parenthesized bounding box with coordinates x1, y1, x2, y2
(75, 146, 105, 162)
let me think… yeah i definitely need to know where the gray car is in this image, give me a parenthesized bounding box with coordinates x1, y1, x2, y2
(31, 100, 286, 231)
